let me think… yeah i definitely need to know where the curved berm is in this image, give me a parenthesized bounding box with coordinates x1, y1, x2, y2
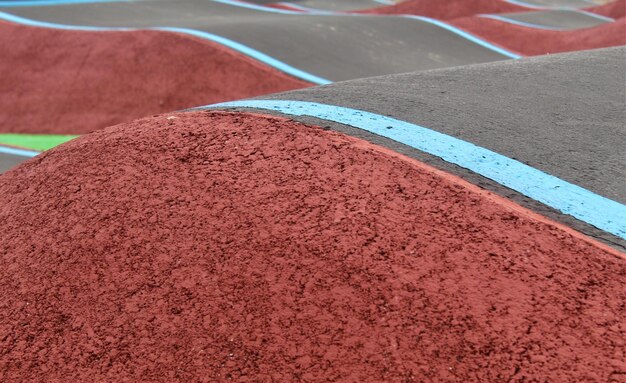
(201, 46, 626, 248)
(0, 20, 310, 134)
(0, 110, 624, 382)
(0, 0, 519, 83)
(451, 14, 625, 55)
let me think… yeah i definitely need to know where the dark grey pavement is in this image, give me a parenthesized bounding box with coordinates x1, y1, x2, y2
(248, 0, 389, 11)
(214, 47, 625, 247)
(506, 0, 599, 8)
(0, 152, 32, 174)
(1, 0, 513, 82)
(488, 9, 611, 29)
(267, 0, 390, 11)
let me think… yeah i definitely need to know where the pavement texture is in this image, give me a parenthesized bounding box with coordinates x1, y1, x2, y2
(1, 0, 514, 81)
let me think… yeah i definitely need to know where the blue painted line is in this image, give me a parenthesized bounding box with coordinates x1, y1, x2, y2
(574, 9, 614, 22)
(206, 4, 522, 59)
(197, 99, 626, 240)
(0, 145, 40, 157)
(274, 2, 334, 14)
(502, 0, 558, 9)
(156, 28, 331, 84)
(0, 11, 331, 84)
(478, 14, 568, 30)
(404, 16, 522, 58)
(502, 0, 593, 10)
(0, 0, 129, 6)
(479, 11, 613, 30)
(210, 0, 304, 14)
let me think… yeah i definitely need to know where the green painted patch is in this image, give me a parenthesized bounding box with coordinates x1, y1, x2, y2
(0, 134, 78, 151)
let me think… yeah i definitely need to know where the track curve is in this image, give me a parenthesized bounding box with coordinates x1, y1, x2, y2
(197, 47, 626, 248)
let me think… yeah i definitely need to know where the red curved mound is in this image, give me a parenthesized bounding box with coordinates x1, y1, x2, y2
(360, 0, 529, 19)
(1, 111, 623, 382)
(0, 21, 311, 135)
(586, 0, 626, 19)
(452, 16, 626, 56)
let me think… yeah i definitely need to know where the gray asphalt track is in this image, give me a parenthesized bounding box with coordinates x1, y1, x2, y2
(2, 0, 512, 81)
(209, 47, 626, 248)
(491, 9, 610, 29)
(508, 0, 598, 8)
(0, 152, 29, 174)
(249, 0, 387, 11)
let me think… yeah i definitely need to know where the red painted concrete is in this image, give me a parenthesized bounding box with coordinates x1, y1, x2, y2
(0, 21, 311, 135)
(0, 111, 623, 382)
(359, 0, 530, 19)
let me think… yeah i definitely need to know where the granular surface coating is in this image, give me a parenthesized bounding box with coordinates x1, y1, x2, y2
(0, 112, 624, 382)
(0, 22, 310, 134)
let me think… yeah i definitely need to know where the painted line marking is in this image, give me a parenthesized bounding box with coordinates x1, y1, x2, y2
(211, 1, 522, 58)
(478, 11, 613, 30)
(478, 14, 569, 30)
(0, 4, 522, 80)
(403, 16, 522, 58)
(0, 145, 40, 157)
(0, 11, 331, 85)
(502, 0, 594, 10)
(196, 99, 626, 240)
(210, 0, 305, 14)
(574, 9, 615, 22)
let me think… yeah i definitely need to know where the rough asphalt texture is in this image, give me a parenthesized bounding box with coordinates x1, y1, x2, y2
(2, 0, 512, 81)
(0, 111, 624, 382)
(235, 47, 626, 248)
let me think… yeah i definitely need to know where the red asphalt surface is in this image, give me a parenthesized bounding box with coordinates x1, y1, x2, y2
(0, 21, 311, 135)
(0, 111, 624, 382)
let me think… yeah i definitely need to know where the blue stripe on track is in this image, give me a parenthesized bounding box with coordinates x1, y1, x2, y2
(210, 0, 304, 14)
(502, 0, 597, 9)
(273, 2, 335, 14)
(477, 14, 568, 30)
(502, 0, 556, 9)
(208, 3, 522, 59)
(0, 11, 331, 84)
(574, 9, 614, 22)
(198, 99, 626, 240)
(404, 16, 522, 58)
(0, 0, 129, 6)
(479, 11, 613, 30)
(0, 146, 40, 157)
